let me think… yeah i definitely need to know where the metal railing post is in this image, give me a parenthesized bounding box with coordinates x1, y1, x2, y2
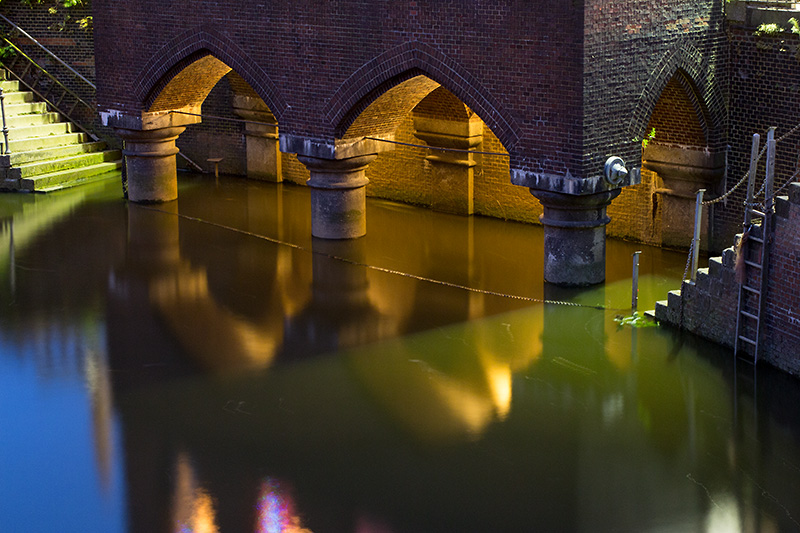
(691, 189, 705, 282)
(631, 251, 642, 312)
(765, 127, 776, 212)
(0, 87, 9, 155)
(745, 133, 760, 226)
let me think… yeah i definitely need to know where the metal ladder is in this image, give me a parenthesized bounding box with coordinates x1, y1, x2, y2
(733, 129, 776, 363)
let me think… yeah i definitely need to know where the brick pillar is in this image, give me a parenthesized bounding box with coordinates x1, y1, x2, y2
(413, 115, 483, 215)
(117, 126, 185, 203)
(232, 95, 282, 182)
(296, 153, 377, 239)
(531, 189, 620, 286)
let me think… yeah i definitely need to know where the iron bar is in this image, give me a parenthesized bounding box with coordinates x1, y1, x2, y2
(0, 13, 96, 90)
(0, 87, 9, 155)
(745, 133, 760, 226)
(765, 127, 776, 212)
(690, 189, 705, 282)
(631, 251, 642, 311)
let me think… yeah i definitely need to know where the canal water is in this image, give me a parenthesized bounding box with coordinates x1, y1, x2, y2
(2, 173, 800, 532)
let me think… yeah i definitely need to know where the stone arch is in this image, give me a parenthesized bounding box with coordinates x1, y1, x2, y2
(629, 42, 726, 149)
(325, 42, 521, 151)
(133, 25, 287, 120)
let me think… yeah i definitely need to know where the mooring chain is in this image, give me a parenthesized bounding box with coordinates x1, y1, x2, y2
(682, 238, 695, 282)
(139, 206, 614, 312)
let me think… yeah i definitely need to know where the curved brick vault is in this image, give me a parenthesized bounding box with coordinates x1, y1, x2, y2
(327, 41, 520, 151)
(133, 25, 287, 120)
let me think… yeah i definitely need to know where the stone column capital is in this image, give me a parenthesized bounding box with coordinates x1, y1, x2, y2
(116, 126, 186, 203)
(296, 153, 378, 239)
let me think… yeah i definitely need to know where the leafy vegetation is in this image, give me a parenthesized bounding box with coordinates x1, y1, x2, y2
(0, 0, 92, 32)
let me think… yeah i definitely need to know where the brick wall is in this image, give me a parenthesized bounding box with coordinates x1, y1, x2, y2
(721, 24, 800, 248)
(91, 0, 586, 178)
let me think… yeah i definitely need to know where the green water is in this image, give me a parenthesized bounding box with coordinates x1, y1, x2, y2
(2, 174, 800, 532)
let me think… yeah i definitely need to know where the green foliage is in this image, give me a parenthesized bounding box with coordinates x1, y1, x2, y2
(754, 23, 785, 37)
(790, 17, 800, 36)
(640, 127, 657, 149)
(0, 0, 92, 32)
(614, 311, 658, 329)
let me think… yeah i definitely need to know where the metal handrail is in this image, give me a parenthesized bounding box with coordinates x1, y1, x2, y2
(1, 38, 94, 112)
(0, 88, 9, 155)
(0, 13, 95, 90)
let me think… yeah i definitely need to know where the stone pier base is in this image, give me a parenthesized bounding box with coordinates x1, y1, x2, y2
(532, 189, 620, 286)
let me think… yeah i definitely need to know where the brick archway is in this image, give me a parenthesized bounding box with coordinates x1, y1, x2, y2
(628, 42, 726, 150)
(325, 42, 521, 151)
(133, 25, 287, 120)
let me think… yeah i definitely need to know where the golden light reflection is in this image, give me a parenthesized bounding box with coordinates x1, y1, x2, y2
(84, 345, 114, 491)
(350, 307, 544, 443)
(171, 452, 220, 533)
(255, 479, 311, 533)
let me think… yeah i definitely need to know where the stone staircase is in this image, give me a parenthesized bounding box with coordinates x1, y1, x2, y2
(653, 183, 800, 361)
(0, 69, 121, 192)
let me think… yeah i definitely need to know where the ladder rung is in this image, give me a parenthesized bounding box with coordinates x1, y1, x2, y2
(740, 310, 759, 321)
(748, 208, 766, 218)
(742, 285, 761, 294)
(738, 335, 758, 346)
(744, 260, 762, 269)
(749, 236, 764, 243)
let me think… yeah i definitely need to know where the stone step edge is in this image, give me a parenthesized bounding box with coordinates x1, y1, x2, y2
(19, 161, 122, 192)
(2, 141, 108, 166)
(9, 150, 121, 179)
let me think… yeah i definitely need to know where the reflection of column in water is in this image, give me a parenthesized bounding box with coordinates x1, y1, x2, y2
(107, 201, 186, 388)
(280, 237, 387, 358)
(8, 218, 14, 296)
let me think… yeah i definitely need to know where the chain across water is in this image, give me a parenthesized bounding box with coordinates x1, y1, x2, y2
(140, 206, 617, 312)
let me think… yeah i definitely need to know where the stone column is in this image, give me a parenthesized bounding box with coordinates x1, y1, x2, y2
(233, 96, 282, 182)
(117, 126, 185, 203)
(296, 154, 376, 239)
(531, 189, 620, 286)
(643, 143, 724, 250)
(413, 115, 483, 215)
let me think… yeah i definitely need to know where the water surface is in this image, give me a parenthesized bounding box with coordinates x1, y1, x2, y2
(2, 174, 800, 532)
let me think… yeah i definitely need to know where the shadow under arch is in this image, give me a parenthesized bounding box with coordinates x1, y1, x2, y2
(325, 42, 521, 152)
(133, 25, 287, 120)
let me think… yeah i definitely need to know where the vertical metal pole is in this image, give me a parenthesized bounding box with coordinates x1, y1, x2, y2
(765, 127, 776, 212)
(631, 251, 642, 312)
(0, 87, 9, 155)
(691, 189, 705, 282)
(745, 133, 760, 226)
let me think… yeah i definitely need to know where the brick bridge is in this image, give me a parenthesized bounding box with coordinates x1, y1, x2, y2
(93, 0, 727, 285)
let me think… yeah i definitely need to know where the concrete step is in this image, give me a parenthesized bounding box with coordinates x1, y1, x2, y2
(8, 150, 122, 179)
(708, 256, 724, 278)
(6, 132, 90, 152)
(4, 111, 61, 129)
(19, 161, 122, 192)
(9, 149, 121, 179)
(2, 141, 108, 166)
(2, 101, 48, 117)
(1, 91, 35, 104)
(0, 79, 21, 92)
(6, 121, 73, 140)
